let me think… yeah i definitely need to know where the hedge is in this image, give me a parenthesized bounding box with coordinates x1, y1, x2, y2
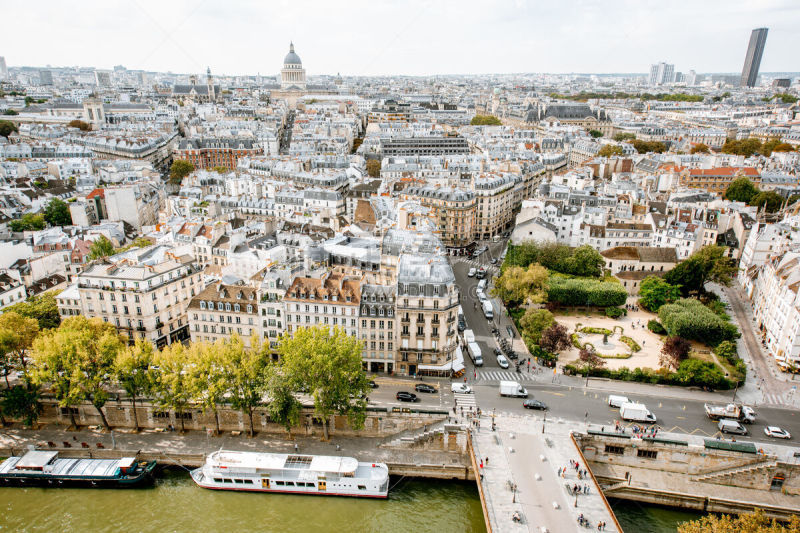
(580, 327, 613, 336)
(605, 307, 625, 318)
(647, 319, 666, 335)
(619, 335, 641, 352)
(658, 298, 740, 346)
(563, 360, 733, 389)
(547, 277, 628, 307)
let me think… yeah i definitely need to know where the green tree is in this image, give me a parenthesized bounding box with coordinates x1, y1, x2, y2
(189, 340, 228, 435)
(787, 194, 800, 206)
(678, 508, 800, 533)
(598, 145, 624, 157)
(0, 120, 19, 138)
(67, 119, 91, 131)
(1, 385, 42, 427)
(772, 142, 795, 153)
(152, 342, 194, 432)
(9, 213, 45, 232)
(519, 308, 554, 346)
(30, 316, 126, 429)
(690, 143, 710, 154)
(659, 298, 739, 346)
(6, 292, 62, 330)
(265, 364, 302, 438)
(279, 325, 369, 440)
(665, 246, 736, 296)
(24, 96, 35, 106)
(470, 115, 502, 126)
(760, 138, 783, 157)
(0, 312, 40, 384)
(2, 109, 19, 116)
(366, 159, 381, 178)
(220, 335, 270, 437)
(115, 339, 156, 432)
(588, 129, 603, 138)
(631, 139, 667, 154)
(724, 177, 759, 203)
(43, 198, 73, 226)
(638, 276, 681, 312)
(88, 235, 115, 260)
(169, 159, 195, 184)
(613, 133, 636, 142)
(211, 165, 229, 173)
(492, 264, 548, 307)
(721, 137, 762, 157)
(749, 190, 784, 213)
(560, 245, 605, 277)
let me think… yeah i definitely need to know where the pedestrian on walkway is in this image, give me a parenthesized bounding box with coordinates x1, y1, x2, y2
(294, 443, 299, 453)
(485, 456, 489, 465)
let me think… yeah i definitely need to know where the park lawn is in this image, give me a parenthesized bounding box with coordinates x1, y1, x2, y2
(690, 350, 744, 382)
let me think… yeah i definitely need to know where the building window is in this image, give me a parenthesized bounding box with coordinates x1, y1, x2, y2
(604, 445, 624, 455)
(637, 449, 657, 459)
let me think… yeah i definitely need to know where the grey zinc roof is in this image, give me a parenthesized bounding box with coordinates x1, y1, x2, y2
(397, 254, 455, 285)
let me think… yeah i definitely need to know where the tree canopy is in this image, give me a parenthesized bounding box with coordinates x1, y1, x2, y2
(504, 242, 604, 278)
(613, 133, 636, 142)
(664, 246, 736, 296)
(0, 120, 18, 138)
(5, 292, 61, 330)
(598, 145, 624, 157)
(690, 143, 710, 154)
(638, 276, 681, 312)
(724, 177, 759, 203)
(519, 308, 554, 347)
(658, 298, 739, 346)
(9, 213, 45, 232)
(169, 159, 195, 184)
(30, 316, 127, 429)
(114, 340, 155, 432)
(279, 325, 370, 440)
(43, 198, 73, 226)
(631, 139, 666, 154)
(492, 264, 548, 307)
(750, 190, 784, 213)
(67, 119, 91, 131)
(547, 276, 627, 307)
(470, 115, 502, 126)
(588, 129, 603, 138)
(366, 159, 381, 178)
(678, 508, 800, 533)
(88, 235, 116, 260)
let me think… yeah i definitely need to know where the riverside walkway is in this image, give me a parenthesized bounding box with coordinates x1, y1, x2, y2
(471, 412, 620, 532)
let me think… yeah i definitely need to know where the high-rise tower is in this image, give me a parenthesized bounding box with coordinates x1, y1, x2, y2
(740, 28, 768, 88)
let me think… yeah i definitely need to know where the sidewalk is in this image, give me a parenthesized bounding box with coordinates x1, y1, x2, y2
(472, 413, 619, 532)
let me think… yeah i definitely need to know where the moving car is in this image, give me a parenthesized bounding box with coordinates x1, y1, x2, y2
(496, 354, 509, 369)
(476, 267, 487, 279)
(764, 426, 791, 439)
(368, 380, 378, 389)
(619, 402, 656, 423)
(414, 384, 437, 394)
(467, 268, 476, 278)
(718, 419, 747, 435)
(523, 399, 548, 410)
(396, 391, 419, 402)
(491, 258, 499, 265)
(451, 383, 473, 394)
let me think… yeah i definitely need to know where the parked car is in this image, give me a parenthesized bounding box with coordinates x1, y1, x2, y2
(523, 399, 548, 410)
(496, 354, 510, 369)
(451, 383, 473, 394)
(396, 391, 419, 402)
(467, 268, 476, 278)
(764, 426, 791, 439)
(368, 380, 378, 389)
(457, 318, 466, 331)
(718, 419, 747, 435)
(491, 258, 498, 265)
(476, 267, 487, 279)
(414, 384, 437, 394)
(506, 350, 518, 360)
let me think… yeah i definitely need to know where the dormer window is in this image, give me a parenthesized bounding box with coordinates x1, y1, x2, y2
(200, 301, 206, 309)
(234, 304, 240, 312)
(225, 303, 231, 311)
(346, 296, 351, 302)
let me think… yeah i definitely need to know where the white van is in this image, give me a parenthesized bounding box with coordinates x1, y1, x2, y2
(608, 395, 630, 408)
(477, 279, 487, 291)
(482, 300, 494, 319)
(718, 419, 748, 435)
(619, 402, 656, 423)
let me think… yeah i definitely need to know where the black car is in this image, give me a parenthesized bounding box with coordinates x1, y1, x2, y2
(368, 380, 378, 389)
(396, 391, 419, 402)
(506, 350, 518, 360)
(523, 399, 548, 410)
(457, 319, 466, 331)
(414, 384, 437, 394)
(493, 347, 502, 357)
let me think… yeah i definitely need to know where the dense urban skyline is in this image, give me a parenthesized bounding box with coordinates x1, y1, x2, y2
(3, 0, 800, 76)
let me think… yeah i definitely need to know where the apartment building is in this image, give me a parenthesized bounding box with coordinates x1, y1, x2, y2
(258, 269, 290, 352)
(359, 284, 396, 373)
(66, 245, 204, 347)
(174, 138, 263, 170)
(401, 185, 477, 248)
(380, 136, 469, 157)
(188, 281, 259, 347)
(284, 272, 360, 338)
(473, 174, 519, 240)
(751, 252, 800, 368)
(679, 167, 760, 194)
(395, 254, 459, 376)
(0, 273, 26, 310)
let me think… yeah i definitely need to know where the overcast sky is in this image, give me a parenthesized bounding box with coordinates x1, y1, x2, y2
(4, 0, 799, 76)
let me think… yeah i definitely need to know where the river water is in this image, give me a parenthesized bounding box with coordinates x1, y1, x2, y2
(0, 470, 487, 533)
(0, 470, 708, 532)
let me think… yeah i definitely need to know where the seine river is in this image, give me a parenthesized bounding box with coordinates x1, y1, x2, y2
(0, 470, 704, 532)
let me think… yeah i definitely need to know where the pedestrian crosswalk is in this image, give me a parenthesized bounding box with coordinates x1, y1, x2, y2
(762, 391, 789, 405)
(477, 370, 540, 382)
(454, 392, 477, 409)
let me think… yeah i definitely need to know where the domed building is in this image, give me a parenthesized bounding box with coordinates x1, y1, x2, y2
(280, 42, 306, 90)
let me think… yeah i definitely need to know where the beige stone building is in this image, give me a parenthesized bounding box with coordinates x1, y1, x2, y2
(400, 185, 477, 248)
(284, 272, 361, 338)
(188, 281, 260, 346)
(66, 245, 204, 347)
(473, 173, 519, 240)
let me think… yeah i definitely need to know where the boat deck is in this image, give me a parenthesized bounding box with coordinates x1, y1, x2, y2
(0, 457, 124, 478)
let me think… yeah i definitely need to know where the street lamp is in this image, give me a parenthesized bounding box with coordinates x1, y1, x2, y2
(732, 381, 739, 402)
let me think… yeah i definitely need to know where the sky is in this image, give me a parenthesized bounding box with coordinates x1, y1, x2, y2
(3, 0, 799, 76)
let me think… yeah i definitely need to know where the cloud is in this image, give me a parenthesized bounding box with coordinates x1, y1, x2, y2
(2, 0, 798, 75)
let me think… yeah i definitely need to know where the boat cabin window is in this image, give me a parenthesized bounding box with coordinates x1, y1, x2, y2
(234, 479, 245, 484)
(223, 478, 233, 483)
(213, 478, 223, 483)
(358, 485, 367, 491)
(275, 481, 285, 486)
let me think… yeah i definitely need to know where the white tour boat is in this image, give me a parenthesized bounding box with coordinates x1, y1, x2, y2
(190, 450, 390, 498)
